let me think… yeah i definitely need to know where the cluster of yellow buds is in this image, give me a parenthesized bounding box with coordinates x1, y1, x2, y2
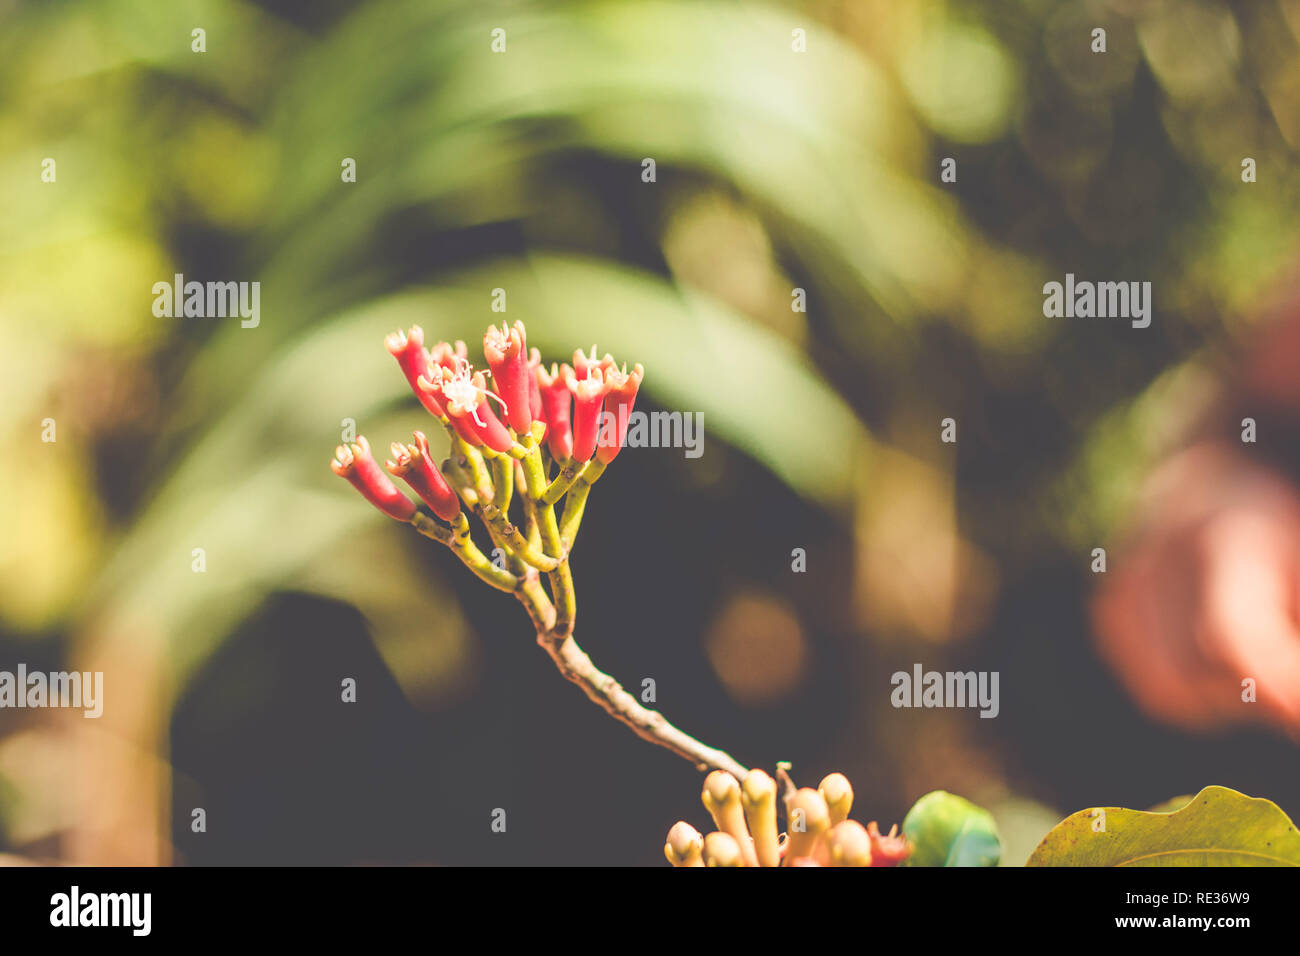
(665, 769, 911, 867)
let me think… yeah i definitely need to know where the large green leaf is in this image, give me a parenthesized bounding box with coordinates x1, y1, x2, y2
(174, 254, 875, 510)
(902, 790, 1002, 867)
(1026, 786, 1300, 867)
(177, 0, 969, 408)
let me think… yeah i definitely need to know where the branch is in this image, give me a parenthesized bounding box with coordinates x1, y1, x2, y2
(542, 459, 585, 504)
(412, 434, 746, 780)
(533, 627, 750, 779)
(410, 511, 518, 592)
(480, 502, 566, 571)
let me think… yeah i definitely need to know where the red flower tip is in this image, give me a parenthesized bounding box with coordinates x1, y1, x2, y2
(483, 321, 532, 433)
(441, 361, 514, 454)
(565, 366, 611, 463)
(537, 361, 562, 390)
(385, 441, 414, 475)
(483, 322, 522, 363)
(565, 365, 609, 401)
(596, 361, 643, 464)
(331, 435, 416, 521)
(385, 431, 461, 522)
(537, 361, 574, 461)
(421, 364, 483, 448)
(573, 345, 602, 380)
(865, 822, 912, 867)
(429, 339, 468, 371)
(385, 326, 449, 418)
(602, 361, 643, 402)
(384, 324, 423, 356)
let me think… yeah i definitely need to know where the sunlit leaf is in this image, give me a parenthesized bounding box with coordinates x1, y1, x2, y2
(1027, 786, 1300, 867)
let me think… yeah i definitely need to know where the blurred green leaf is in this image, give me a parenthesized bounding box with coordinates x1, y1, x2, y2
(1027, 786, 1300, 866)
(902, 789, 1002, 867)
(180, 0, 973, 408)
(86, 249, 870, 703)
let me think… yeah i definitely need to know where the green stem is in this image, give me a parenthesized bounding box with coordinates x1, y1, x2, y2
(457, 438, 494, 503)
(518, 444, 577, 634)
(541, 459, 585, 504)
(413, 460, 743, 779)
(481, 508, 529, 578)
(409, 510, 452, 545)
(411, 511, 517, 592)
(518, 443, 547, 499)
(560, 482, 590, 550)
(481, 503, 565, 571)
(441, 456, 480, 510)
(489, 452, 513, 516)
(547, 558, 576, 637)
(517, 471, 543, 551)
(558, 459, 606, 549)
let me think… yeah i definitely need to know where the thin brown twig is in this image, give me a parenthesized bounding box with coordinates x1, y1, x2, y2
(532, 627, 750, 779)
(411, 435, 749, 780)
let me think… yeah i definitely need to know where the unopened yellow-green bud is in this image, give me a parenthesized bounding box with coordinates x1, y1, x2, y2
(741, 769, 780, 867)
(702, 831, 745, 867)
(664, 821, 704, 867)
(784, 788, 831, 863)
(818, 772, 854, 825)
(702, 770, 757, 866)
(827, 820, 873, 867)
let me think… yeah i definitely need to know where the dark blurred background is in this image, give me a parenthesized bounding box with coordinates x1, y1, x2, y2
(1, 0, 1298, 865)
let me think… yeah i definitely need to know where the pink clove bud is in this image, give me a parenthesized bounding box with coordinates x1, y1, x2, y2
(385, 326, 448, 418)
(595, 361, 643, 465)
(565, 366, 611, 463)
(385, 431, 461, 522)
(483, 321, 532, 434)
(419, 366, 484, 447)
(429, 339, 468, 372)
(866, 821, 913, 867)
(537, 362, 574, 461)
(442, 367, 514, 454)
(331, 436, 416, 521)
(572, 345, 601, 380)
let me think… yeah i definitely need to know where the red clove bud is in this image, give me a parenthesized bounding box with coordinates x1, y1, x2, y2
(866, 821, 913, 867)
(385, 431, 461, 522)
(596, 361, 643, 465)
(565, 366, 611, 463)
(483, 321, 532, 434)
(385, 326, 449, 418)
(331, 436, 416, 521)
(443, 368, 515, 454)
(538, 362, 574, 461)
